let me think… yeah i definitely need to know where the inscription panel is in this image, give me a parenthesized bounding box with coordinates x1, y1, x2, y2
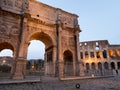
(30, 1, 76, 28)
(30, 1, 56, 24)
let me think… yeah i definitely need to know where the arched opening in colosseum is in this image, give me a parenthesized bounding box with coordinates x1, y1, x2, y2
(85, 63, 90, 75)
(98, 62, 103, 75)
(104, 62, 109, 70)
(85, 51, 89, 59)
(102, 50, 107, 58)
(90, 52, 95, 58)
(64, 50, 73, 76)
(116, 49, 120, 57)
(27, 32, 54, 76)
(86, 63, 90, 71)
(111, 62, 115, 70)
(80, 52, 83, 59)
(96, 51, 101, 58)
(96, 46, 100, 58)
(104, 62, 110, 75)
(117, 62, 120, 69)
(91, 63, 96, 70)
(91, 63, 96, 75)
(98, 62, 102, 70)
(0, 42, 14, 77)
(109, 50, 114, 58)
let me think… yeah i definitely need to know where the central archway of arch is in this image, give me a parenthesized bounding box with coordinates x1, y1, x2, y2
(27, 32, 56, 77)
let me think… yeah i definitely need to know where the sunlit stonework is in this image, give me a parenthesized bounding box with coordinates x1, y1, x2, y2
(0, 0, 84, 79)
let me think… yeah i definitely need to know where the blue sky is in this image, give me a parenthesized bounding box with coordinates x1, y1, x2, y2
(37, 0, 120, 44)
(0, 0, 120, 59)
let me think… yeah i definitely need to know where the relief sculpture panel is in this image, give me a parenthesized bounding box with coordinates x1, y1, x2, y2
(15, 0, 29, 11)
(1, 0, 29, 14)
(2, 0, 13, 7)
(15, 0, 23, 9)
(0, 22, 19, 39)
(10, 26, 19, 36)
(0, 23, 9, 39)
(30, 2, 56, 24)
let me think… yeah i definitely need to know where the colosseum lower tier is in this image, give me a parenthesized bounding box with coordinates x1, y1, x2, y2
(80, 40, 120, 76)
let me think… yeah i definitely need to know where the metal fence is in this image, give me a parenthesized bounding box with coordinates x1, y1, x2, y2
(84, 69, 113, 76)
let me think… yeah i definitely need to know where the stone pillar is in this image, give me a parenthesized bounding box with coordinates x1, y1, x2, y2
(58, 27, 63, 78)
(12, 57, 26, 80)
(99, 47, 103, 59)
(88, 46, 91, 59)
(83, 48, 85, 60)
(115, 62, 118, 70)
(109, 61, 112, 70)
(52, 46, 57, 76)
(44, 52, 47, 76)
(74, 31, 80, 75)
(11, 15, 27, 79)
(101, 63, 104, 76)
(96, 63, 98, 70)
(73, 55, 76, 76)
(79, 62, 85, 76)
(74, 22, 85, 77)
(56, 9, 64, 79)
(59, 61, 64, 79)
(106, 49, 110, 60)
(94, 47, 97, 59)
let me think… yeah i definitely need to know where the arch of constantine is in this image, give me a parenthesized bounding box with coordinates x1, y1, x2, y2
(0, 0, 84, 79)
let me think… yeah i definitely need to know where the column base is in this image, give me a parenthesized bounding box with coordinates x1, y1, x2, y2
(12, 74, 24, 80)
(12, 57, 26, 80)
(58, 61, 64, 79)
(79, 62, 85, 77)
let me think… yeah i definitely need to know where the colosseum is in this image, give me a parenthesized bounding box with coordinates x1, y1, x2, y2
(80, 40, 120, 76)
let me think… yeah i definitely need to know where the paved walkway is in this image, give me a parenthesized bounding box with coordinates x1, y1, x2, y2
(0, 75, 114, 84)
(0, 75, 120, 90)
(0, 76, 59, 84)
(0, 76, 40, 84)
